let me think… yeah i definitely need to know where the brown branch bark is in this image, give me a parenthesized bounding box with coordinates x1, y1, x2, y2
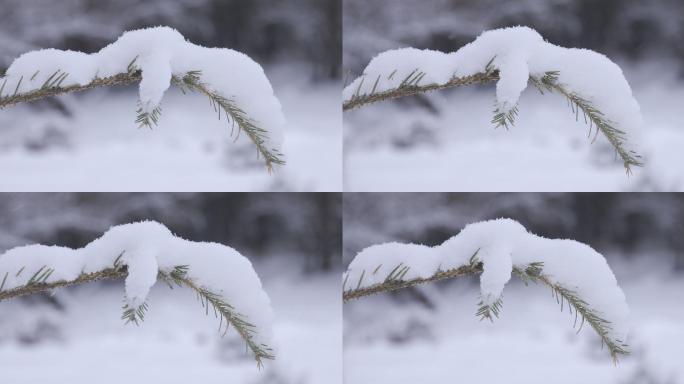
(342, 71, 499, 111)
(0, 72, 142, 109)
(342, 264, 483, 302)
(0, 266, 127, 302)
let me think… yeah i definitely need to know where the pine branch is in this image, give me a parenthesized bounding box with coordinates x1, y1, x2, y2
(122, 301, 149, 325)
(531, 272, 629, 363)
(170, 71, 285, 171)
(0, 261, 274, 367)
(342, 252, 484, 302)
(491, 105, 519, 130)
(343, 62, 642, 171)
(135, 104, 162, 130)
(0, 63, 283, 170)
(510, 262, 629, 363)
(343, 258, 629, 362)
(343, 69, 499, 112)
(0, 70, 141, 108)
(476, 296, 503, 322)
(530, 71, 642, 171)
(0, 265, 128, 302)
(158, 265, 275, 367)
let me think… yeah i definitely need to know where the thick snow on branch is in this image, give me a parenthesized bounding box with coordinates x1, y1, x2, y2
(1, 26, 284, 152)
(0, 221, 273, 348)
(345, 218, 629, 344)
(344, 26, 642, 152)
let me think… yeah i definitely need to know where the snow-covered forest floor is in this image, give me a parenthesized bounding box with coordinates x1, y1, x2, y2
(0, 65, 341, 191)
(344, 62, 684, 191)
(344, 256, 683, 383)
(0, 258, 341, 384)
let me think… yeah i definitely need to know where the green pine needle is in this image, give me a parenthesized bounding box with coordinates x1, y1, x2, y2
(492, 105, 519, 130)
(121, 301, 149, 325)
(135, 104, 162, 129)
(476, 296, 504, 322)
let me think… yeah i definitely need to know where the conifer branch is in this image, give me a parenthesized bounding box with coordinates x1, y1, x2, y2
(343, 70, 499, 112)
(169, 71, 285, 171)
(342, 252, 484, 302)
(343, 257, 629, 361)
(0, 261, 274, 367)
(343, 62, 642, 171)
(0, 63, 283, 170)
(529, 71, 642, 171)
(0, 70, 141, 108)
(158, 265, 275, 367)
(0, 265, 128, 302)
(531, 272, 629, 363)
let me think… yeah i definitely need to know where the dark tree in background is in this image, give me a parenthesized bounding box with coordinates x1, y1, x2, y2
(0, 0, 341, 81)
(343, 193, 684, 271)
(343, 0, 684, 74)
(0, 193, 342, 272)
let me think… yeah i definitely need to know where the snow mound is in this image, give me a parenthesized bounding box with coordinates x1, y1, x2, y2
(0, 220, 273, 348)
(344, 218, 629, 343)
(1, 26, 285, 152)
(344, 26, 642, 152)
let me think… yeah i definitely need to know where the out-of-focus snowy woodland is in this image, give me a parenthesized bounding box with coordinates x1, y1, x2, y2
(344, 193, 684, 384)
(0, 0, 341, 191)
(343, 0, 684, 191)
(0, 193, 342, 384)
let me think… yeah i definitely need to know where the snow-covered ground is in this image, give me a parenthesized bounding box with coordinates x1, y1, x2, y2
(344, 62, 684, 191)
(0, 66, 341, 191)
(344, 257, 683, 384)
(0, 258, 342, 384)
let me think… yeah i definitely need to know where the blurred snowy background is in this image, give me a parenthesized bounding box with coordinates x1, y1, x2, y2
(344, 193, 684, 384)
(343, 0, 684, 191)
(0, 0, 341, 191)
(0, 193, 342, 384)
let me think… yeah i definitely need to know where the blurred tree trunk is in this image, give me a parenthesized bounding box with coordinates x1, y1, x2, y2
(310, 193, 341, 271)
(210, 0, 259, 52)
(316, 0, 342, 80)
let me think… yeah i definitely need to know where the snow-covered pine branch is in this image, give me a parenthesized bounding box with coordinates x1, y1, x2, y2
(343, 26, 643, 172)
(0, 26, 285, 171)
(0, 221, 275, 367)
(343, 218, 630, 362)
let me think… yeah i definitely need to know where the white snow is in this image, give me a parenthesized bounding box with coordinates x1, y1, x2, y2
(345, 263, 681, 384)
(0, 71, 341, 191)
(0, 258, 340, 384)
(344, 218, 629, 343)
(1, 26, 285, 153)
(0, 220, 273, 349)
(344, 26, 642, 155)
(344, 62, 684, 191)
